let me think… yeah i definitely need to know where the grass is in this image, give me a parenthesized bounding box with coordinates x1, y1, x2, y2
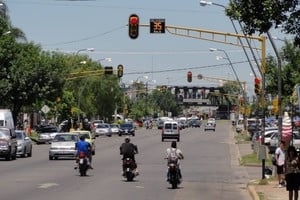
(257, 192, 265, 200)
(240, 152, 272, 166)
(234, 132, 251, 144)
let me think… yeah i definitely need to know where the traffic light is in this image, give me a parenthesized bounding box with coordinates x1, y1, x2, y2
(104, 66, 113, 75)
(128, 14, 139, 39)
(254, 77, 261, 95)
(117, 64, 123, 78)
(187, 71, 192, 82)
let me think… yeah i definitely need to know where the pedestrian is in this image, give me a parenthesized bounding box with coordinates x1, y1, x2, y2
(285, 145, 300, 200)
(275, 140, 286, 188)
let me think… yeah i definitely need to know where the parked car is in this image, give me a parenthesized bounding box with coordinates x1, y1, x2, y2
(49, 133, 79, 160)
(161, 121, 180, 142)
(0, 127, 17, 160)
(269, 130, 300, 154)
(204, 122, 216, 131)
(110, 124, 120, 135)
(71, 130, 95, 155)
(93, 123, 112, 137)
(119, 123, 135, 136)
(15, 130, 32, 158)
(157, 120, 164, 129)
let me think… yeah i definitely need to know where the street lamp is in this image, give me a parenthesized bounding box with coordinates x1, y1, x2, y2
(199, 0, 260, 78)
(97, 57, 112, 63)
(77, 57, 111, 124)
(76, 48, 94, 55)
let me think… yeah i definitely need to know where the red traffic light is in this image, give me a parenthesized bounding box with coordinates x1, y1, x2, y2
(254, 77, 261, 84)
(128, 14, 139, 39)
(187, 71, 192, 82)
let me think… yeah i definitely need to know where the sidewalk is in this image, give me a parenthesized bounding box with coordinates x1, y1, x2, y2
(238, 143, 289, 200)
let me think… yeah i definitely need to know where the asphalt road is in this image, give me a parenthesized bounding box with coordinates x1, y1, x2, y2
(0, 121, 252, 200)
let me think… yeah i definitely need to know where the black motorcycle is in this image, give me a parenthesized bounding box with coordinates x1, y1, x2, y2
(168, 160, 181, 189)
(78, 152, 89, 176)
(123, 157, 138, 181)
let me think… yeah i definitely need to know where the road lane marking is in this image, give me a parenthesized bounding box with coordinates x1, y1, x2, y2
(38, 183, 59, 189)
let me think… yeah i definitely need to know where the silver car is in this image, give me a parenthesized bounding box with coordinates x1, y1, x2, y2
(49, 133, 79, 160)
(94, 123, 112, 137)
(110, 124, 120, 135)
(16, 130, 32, 158)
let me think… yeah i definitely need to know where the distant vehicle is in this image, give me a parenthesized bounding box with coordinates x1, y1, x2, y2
(35, 125, 59, 144)
(190, 119, 201, 128)
(157, 120, 164, 129)
(110, 124, 120, 135)
(207, 118, 216, 125)
(0, 127, 17, 161)
(0, 109, 15, 130)
(49, 133, 79, 160)
(16, 130, 32, 158)
(161, 121, 180, 142)
(119, 123, 135, 136)
(90, 120, 105, 131)
(204, 123, 216, 131)
(94, 123, 112, 137)
(71, 130, 95, 155)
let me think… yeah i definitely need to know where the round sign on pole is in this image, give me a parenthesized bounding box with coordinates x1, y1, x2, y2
(197, 74, 203, 80)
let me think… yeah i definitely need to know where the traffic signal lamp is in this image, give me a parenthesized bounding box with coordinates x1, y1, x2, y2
(117, 64, 123, 78)
(128, 14, 139, 39)
(104, 66, 113, 75)
(187, 71, 192, 82)
(254, 77, 261, 95)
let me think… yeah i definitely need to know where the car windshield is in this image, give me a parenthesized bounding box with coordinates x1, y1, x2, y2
(79, 133, 90, 139)
(110, 124, 118, 128)
(120, 123, 133, 128)
(97, 124, 109, 128)
(165, 123, 177, 129)
(16, 131, 24, 139)
(0, 129, 9, 138)
(53, 134, 78, 142)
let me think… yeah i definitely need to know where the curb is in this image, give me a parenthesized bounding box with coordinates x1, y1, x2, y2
(247, 185, 260, 200)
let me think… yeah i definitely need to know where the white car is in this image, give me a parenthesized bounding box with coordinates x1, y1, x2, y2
(94, 123, 112, 137)
(110, 124, 120, 135)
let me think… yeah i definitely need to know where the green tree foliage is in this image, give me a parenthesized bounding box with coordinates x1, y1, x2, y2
(226, 0, 300, 46)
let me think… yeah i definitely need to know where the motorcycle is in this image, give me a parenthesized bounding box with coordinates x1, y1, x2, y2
(123, 157, 138, 181)
(167, 160, 181, 189)
(78, 152, 89, 176)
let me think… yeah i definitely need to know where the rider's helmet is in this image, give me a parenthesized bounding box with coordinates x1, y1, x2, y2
(80, 135, 86, 141)
(171, 141, 177, 148)
(125, 136, 130, 143)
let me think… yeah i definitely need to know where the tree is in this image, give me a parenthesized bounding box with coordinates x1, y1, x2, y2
(226, 0, 300, 47)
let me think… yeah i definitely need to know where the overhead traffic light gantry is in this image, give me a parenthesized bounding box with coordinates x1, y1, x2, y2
(254, 77, 261, 95)
(187, 71, 192, 82)
(128, 14, 139, 39)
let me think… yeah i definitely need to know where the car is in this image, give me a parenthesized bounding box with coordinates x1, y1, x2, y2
(207, 118, 216, 124)
(49, 132, 79, 160)
(110, 124, 120, 135)
(157, 120, 164, 129)
(269, 131, 300, 154)
(71, 130, 96, 155)
(190, 119, 201, 128)
(119, 123, 135, 136)
(35, 125, 59, 144)
(93, 123, 112, 137)
(90, 119, 104, 131)
(0, 127, 17, 160)
(204, 123, 216, 131)
(15, 130, 32, 158)
(161, 121, 180, 142)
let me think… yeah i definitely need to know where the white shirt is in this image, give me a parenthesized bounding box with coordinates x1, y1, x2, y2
(275, 147, 285, 166)
(166, 147, 183, 164)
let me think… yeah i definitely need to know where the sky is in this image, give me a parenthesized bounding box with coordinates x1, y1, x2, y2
(5, 0, 291, 96)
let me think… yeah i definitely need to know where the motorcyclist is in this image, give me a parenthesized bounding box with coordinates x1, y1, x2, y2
(120, 136, 138, 176)
(166, 141, 184, 181)
(74, 135, 93, 169)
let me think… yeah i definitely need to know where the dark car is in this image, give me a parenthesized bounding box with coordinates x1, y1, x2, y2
(119, 123, 135, 136)
(190, 119, 201, 128)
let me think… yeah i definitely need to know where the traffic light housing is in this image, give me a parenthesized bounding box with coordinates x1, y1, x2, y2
(187, 71, 192, 82)
(104, 66, 113, 75)
(117, 64, 123, 78)
(254, 77, 261, 95)
(128, 14, 139, 39)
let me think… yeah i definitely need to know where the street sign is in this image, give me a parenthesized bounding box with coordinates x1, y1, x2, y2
(150, 19, 165, 33)
(41, 105, 50, 114)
